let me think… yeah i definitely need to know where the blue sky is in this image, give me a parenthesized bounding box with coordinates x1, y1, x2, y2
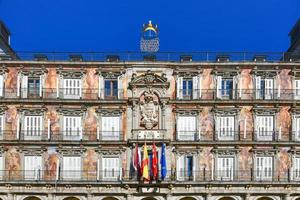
(0, 0, 299, 52)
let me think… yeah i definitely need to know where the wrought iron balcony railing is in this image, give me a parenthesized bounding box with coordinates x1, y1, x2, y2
(0, 169, 296, 183)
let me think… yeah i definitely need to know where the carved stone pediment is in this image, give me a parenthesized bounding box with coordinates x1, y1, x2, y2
(20, 65, 47, 76)
(57, 107, 86, 116)
(129, 70, 169, 89)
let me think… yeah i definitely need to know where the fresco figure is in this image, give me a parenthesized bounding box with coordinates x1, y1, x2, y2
(84, 108, 98, 140)
(83, 149, 97, 180)
(6, 147, 21, 180)
(238, 69, 253, 99)
(201, 69, 214, 99)
(239, 106, 253, 140)
(5, 67, 18, 98)
(44, 68, 57, 98)
(44, 153, 59, 180)
(84, 69, 98, 99)
(278, 69, 292, 100)
(200, 107, 214, 140)
(5, 106, 18, 139)
(277, 106, 291, 141)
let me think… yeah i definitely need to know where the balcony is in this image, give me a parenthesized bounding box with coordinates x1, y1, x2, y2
(0, 169, 294, 183)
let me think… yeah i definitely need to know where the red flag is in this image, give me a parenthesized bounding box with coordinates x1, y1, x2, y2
(133, 144, 141, 177)
(152, 142, 158, 180)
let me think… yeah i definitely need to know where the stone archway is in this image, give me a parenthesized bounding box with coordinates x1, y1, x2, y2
(23, 197, 42, 200)
(219, 197, 236, 200)
(63, 197, 81, 200)
(180, 198, 197, 200)
(102, 198, 119, 200)
(142, 198, 159, 200)
(257, 197, 274, 200)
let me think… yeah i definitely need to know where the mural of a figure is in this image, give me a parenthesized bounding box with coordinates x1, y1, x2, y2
(140, 89, 159, 129)
(83, 149, 97, 179)
(277, 106, 291, 141)
(44, 152, 59, 180)
(44, 68, 57, 98)
(84, 69, 98, 99)
(278, 69, 292, 99)
(84, 107, 98, 140)
(5, 67, 18, 97)
(277, 148, 291, 179)
(239, 106, 253, 140)
(6, 147, 21, 179)
(199, 147, 213, 180)
(201, 68, 214, 99)
(199, 107, 214, 140)
(238, 69, 253, 99)
(46, 108, 60, 139)
(5, 106, 18, 139)
(239, 147, 252, 180)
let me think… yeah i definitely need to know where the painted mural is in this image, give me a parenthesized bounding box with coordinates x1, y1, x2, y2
(83, 149, 97, 180)
(199, 147, 213, 180)
(239, 106, 253, 141)
(44, 68, 57, 98)
(238, 69, 253, 99)
(5, 146, 21, 179)
(46, 107, 60, 140)
(238, 147, 252, 180)
(278, 69, 292, 99)
(84, 107, 98, 140)
(199, 107, 214, 140)
(5, 67, 18, 98)
(277, 106, 291, 141)
(5, 106, 18, 140)
(277, 148, 291, 179)
(44, 148, 59, 181)
(83, 68, 98, 99)
(201, 68, 214, 99)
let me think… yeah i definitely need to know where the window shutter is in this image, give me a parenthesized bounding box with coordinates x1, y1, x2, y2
(17, 74, 21, 97)
(176, 155, 185, 180)
(199, 75, 202, 98)
(265, 79, 273, 99)
(216, 116, 220, 139)
(255, 76, 261, 99)
(0, 115, 3, 138)
(56, 76, 60, 98)
(0, 156, 3, 179)
(117, 75, 123, 99)
(295, 80, 300, 99)
(47, 118, 50, 140)
(229, 116, 234, 138)
(192, 76, 199, 99)
(0, 75, 4, 97)
(39, 75, 44, 97)
(79, 78, 83, 98)
(177, 117, 184, 140)
(98, 75, 104, 99)
(176, 77, 183, 99)
(21, 75, 28, 98)
(296, 117, 300, 140)
(217, 76, 222, 98)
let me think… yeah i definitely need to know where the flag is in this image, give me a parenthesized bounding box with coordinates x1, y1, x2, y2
(133, 143, 141, 177)
(152, 142, 158, 180)
(141, 143, 150, 181)
(160, 143, 167, 180)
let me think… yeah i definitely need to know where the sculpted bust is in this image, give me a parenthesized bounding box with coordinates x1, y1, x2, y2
(140, 89, 159, 129)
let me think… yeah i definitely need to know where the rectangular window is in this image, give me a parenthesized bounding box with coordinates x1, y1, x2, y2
(221, 79, 233, 98)
(216, 156, 234, 180)
(176, 155, 194, 181)
(101, 116, 120, 141)
(63, 156, 81, 180)
(104, 79, 118, 99)
(295, 80, 300, 100)
(24, 155, 42, 180)
(182, 79, 193, 99)
(256, 116, 274, 141)
(256, 76, 274, 99)
(216, 116, 235, 140)
(256, 156, 273, 180)
(0, 156, 3, 180)
(63, 78, 81, 99)
(0, 115, 4, 140)
(177, 116, 197, 141)
(27, 78, 40, 98)
(293, 157, 300, 180)
(102, 157, 120, 180)
(24, 116, 43, 140)
(293, 115, 300, 141)
(63, 116, 82, 140)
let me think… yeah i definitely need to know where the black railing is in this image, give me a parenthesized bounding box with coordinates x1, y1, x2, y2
(1, 51, 300, 62)
(0, 169, 296, 183)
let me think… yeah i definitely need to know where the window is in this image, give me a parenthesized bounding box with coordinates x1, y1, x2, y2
(256, 77, 274, 99)
(27, 78, 40, 98)
(216, 156, 234, 180)
(295, 80, 300, 100)
(62, 78, 81, 99)
(221, 79, 233, 98)
(100, 116, 120, 141)
(256, 116, 274, 141)
(18, 75, 43, 98)
(255, 156, 273, 180)
(182, 79, 193, 99)
(63, 156, 81, 180)
(104, 79, 117, 99)
(293, 157, 300, 180)
(216, 116, 235, 140)
(177, 116, 197, 141)
(176, 155, 194, 181)
(0, 115, 4, 139)
(24, 155, 42, 180)
(176, 76, 200, 99)
(102, 157, 120, 180)
(0, 156, 3, 180)
(23, 116, 43, 140)
(63, 116, 82, 140)
(293, 115, 300, 141)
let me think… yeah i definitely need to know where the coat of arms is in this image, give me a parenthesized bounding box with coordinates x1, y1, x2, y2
(140, 89, 159, 129)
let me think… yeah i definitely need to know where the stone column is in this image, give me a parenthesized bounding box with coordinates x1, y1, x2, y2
(244, 193, 250, 200)
(206, 193, 212, 200)
(161, 101, 166, 130)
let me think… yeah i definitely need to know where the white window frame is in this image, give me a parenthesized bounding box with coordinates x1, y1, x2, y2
(177, 116, 197, 141)
(256, 76, 274, 100)
(63, 116, 82, 141)
(62, 78, 82, 99)
(0, 115, 4, 140)
(100, 116, 121, 141)
(0, 155, 3, 180)
(62, 156, 81, 180)
(176, 154, 194, 181)
(24, 155, 42, 180)
(23, 115, 43, 140)
(292, 157, 300, 181)
(294, 80, 300, 100)
(255, 115, 274, 141)
(216, 156, 234, 180)
(293, 115, 300, 141)
(0, 74, 4, 97)
(216, 116, 235, 140)
(255, 156, 273, 181)
(102, 156, 120, 180)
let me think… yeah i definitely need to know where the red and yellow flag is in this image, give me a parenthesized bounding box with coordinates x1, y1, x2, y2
(141, 143, 150, 181)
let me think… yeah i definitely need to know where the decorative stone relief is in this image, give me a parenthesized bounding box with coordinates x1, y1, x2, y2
(139, 89, 159, 129)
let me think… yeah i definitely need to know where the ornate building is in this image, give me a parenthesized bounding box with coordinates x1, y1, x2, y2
(0, 20, 299, 200)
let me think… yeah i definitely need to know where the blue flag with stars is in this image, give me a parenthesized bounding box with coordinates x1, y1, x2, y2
(160, 143, 167, 180)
